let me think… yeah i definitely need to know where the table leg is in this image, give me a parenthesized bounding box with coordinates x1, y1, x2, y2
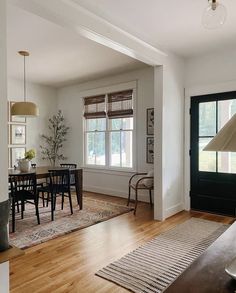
(75, 169, 83, 209)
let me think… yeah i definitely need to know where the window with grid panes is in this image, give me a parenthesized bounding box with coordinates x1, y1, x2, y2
(84, 90, 134, 170)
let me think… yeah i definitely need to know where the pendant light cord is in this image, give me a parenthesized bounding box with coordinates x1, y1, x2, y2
(24, 55, 26, 102)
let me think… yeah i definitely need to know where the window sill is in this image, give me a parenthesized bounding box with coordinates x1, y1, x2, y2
(83, 166, 136, 177)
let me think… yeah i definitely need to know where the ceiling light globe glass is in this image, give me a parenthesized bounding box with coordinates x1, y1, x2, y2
(202, 3, 227, 29)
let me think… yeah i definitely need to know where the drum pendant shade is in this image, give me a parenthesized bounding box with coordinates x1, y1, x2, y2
(11, 51, 39, 117)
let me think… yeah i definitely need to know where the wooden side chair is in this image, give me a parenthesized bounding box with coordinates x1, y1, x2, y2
(127, 172, 154, 215)
(60, 163, 77, 190)
(9, 173, 40, 232)
(41, 169, 73, 221)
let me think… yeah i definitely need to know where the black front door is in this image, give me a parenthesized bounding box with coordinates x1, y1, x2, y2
(190, 91, 236, 216)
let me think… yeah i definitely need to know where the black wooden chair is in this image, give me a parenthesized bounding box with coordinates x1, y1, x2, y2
(9, 173, 40, 233)
(60, 164, 77, 189)
(127, 172, 154, 215)
(38, 169, 73, 221)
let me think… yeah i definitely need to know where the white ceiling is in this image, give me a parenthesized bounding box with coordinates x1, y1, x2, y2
(7, 5, 147, 88)
(74, 0, 236, 58)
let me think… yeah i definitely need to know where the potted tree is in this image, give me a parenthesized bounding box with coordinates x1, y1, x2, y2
(40, 110, 69, 166)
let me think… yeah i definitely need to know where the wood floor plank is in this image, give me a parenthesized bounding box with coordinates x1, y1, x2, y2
(10, 192, 234, 292)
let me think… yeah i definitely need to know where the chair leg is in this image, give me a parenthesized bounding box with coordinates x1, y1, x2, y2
(53, 194, 57, 210)
(46, 192, 49, 207)
(61, 193, 64, 210)
(16, 201, 20, 213)
(12, 198, 15, 233)
(21, 200, 24, 219)
(42, 192, 45, 207)
(127, 185, 131, 206)
(149, 189, 153, 206)
(68, 190, 73, 215)
(51, 193, 54, 221)
(134, 189, 138, 215)
(34, 196, 40, 225)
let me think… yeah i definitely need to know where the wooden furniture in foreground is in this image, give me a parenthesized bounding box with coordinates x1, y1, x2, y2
(166, 220, 236, 293)
(127, 172, 153, 215)
(8, 166, 83, 209)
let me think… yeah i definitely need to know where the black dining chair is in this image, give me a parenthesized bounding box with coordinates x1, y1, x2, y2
(38, 169, 73, 221)
(9, 173, 40, 233)
(60, 163, 77, 189)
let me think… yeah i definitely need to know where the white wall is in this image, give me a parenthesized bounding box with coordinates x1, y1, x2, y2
(0, 0, 9, 291)
(184, 48, 236, 210)
(8, 78, 57, 166)
(154, 54, 185, 220)
(57, 67, 154, 202)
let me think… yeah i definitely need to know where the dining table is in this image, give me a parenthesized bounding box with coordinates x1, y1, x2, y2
(8, 166, 83, 209)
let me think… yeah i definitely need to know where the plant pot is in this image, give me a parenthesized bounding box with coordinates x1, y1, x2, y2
(0, 199, 10, 251)
(18, 159, 31, 172)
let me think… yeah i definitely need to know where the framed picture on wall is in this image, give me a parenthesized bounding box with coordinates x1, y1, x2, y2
(9, 101, 26, 123)
(10, 147, 26, 168)
(146, 108, 154, 135)
(10, 124, 26, 145)
(146, 137, 154, 164)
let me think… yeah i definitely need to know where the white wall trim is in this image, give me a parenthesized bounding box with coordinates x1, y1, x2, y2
(164, 203, 184, 219)
(154, 66, 164, 220)
(10, 0, 167, 66)
(73, 80, 137, 99)
(84, 185, 152, 203)
(84, 168, 134, 177)
(0, 262, 9, 293)
(184, 80, 236, 211)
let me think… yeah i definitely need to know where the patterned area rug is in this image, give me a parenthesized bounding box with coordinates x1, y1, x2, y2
(10, 195, 132, 249)
(96, 218, 229, 293)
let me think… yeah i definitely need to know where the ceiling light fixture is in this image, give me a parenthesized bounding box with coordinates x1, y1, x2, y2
(202, 0, 227, 29)
(11, 51, 39, 117)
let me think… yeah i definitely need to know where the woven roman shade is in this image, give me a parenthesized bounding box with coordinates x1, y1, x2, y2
(84, 95, 106, 119)
(107, 90, 133, 119)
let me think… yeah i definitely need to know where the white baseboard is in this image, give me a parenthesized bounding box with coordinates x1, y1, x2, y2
(84, 185, 151, 203)
(165, 203, 184, 219)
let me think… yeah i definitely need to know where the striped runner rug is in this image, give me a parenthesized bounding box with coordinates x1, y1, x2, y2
(96, 218, 229, 293)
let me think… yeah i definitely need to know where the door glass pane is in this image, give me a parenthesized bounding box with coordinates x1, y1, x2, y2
(121, 131, 133, 168)
(86, 133, 95, 164)
(218, 152, 236, 174)
(199, 102, 216, 136)
(218, 99, 236, 131)
(199, 138, 216, 172)
(95, 132, 105, 165)
(110, 132, 121, 167)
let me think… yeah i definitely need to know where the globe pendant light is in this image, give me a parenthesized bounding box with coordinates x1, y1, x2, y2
(11, 51, 39, 117)
(202, 0, 227, 29)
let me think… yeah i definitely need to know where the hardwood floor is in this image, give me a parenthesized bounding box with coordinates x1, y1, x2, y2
(10, 192, 234, 293)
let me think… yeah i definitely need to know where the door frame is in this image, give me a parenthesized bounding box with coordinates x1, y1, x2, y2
(184, 81, 236, 211)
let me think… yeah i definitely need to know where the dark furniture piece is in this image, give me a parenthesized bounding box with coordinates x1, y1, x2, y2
(8, 166, 83, 209)
(190, 92, 236, 216)
(9, 173, 40, 233)
(60, 163, 77, 189)
(45, 169, 73, 221)
(165, 221, 236, 293)
(127, 173, 153, 215)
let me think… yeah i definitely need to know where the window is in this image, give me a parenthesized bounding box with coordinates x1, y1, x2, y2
(84, 90, 134, 170)
(198, 99, 236, 173)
